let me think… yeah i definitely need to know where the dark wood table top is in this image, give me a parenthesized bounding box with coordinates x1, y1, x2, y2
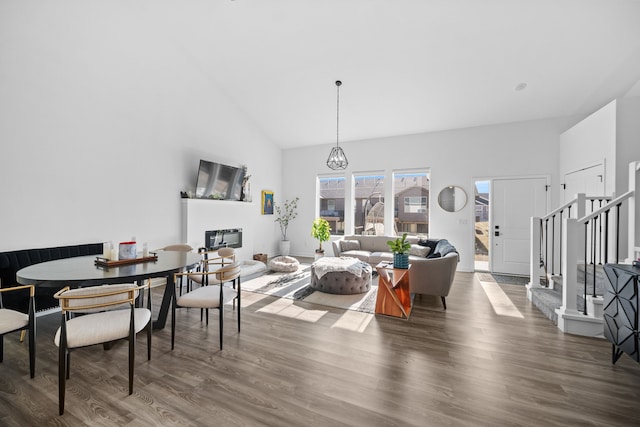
(16, 251, 201, 287)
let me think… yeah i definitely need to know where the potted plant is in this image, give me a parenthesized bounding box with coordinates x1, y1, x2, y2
(311, 218, 331, 260)
(274, 197, 299, 256)
(387, 233, 411, 269)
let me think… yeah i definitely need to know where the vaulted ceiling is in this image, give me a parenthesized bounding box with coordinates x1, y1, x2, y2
(109, 1, 640, 148)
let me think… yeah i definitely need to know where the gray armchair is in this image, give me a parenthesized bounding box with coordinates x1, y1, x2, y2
(408, 252, 458, 309)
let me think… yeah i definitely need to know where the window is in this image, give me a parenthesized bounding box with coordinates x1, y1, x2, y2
(394, 172, 429, 235)
(404, 196, 427, 213)
(354, 174, 385, 235)
(318, 176, 345, 235)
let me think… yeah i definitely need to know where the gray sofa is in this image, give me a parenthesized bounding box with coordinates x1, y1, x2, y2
(331, 235, 458, 308)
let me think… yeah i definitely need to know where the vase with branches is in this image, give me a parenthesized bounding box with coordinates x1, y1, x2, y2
(274, 197, 299, 255)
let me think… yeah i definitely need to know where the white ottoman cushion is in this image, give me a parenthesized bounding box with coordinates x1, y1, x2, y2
(268, 256, 300, 273)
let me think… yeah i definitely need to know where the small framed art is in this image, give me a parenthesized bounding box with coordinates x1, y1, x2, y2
(262, 190, 274, 215)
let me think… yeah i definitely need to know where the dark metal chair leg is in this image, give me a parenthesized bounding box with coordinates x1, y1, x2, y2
(219, 305, 224, 350)
(441, 296, 447, 310)
(128, 306, 135, 395)
(59, 319, 67, 415)
(28, 294, 36, 378)
(171, 290, 176, 350)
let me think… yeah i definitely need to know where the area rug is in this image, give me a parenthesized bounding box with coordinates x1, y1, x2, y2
(242, 264, 378, 314)
(476, 272, 530, 286)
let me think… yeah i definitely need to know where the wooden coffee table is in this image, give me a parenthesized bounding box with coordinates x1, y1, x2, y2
(375, 262, 412, 319)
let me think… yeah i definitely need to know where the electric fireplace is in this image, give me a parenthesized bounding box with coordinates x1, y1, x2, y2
(204, 228, 242, 250)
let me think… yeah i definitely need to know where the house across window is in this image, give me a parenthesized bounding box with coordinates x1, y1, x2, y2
(318, 176, 345, 235)
(404, 196, 427, 213)
(394, 172, 429, 234)
(354, 174, 385, 235)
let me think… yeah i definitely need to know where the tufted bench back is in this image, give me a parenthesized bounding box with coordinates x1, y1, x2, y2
(0, 243, 103, 312)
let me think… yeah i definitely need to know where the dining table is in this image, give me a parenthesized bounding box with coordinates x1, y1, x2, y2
(16, 251, 201, 330)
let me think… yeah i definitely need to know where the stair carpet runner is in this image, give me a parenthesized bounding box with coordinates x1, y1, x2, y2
(530, 264, 607, 325)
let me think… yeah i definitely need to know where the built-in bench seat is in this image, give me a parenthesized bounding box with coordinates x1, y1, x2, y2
(0, 243, 103, 312)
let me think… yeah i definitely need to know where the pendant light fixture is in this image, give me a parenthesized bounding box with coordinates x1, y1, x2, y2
(326, 80, 348, 170)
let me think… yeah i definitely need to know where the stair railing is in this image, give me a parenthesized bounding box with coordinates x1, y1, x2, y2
(530, 161, 639, 322)
(530, 199, 578, 291)
(530, 194, 603, 289)
(574, 191, 632, 314)
(560, 161, 639, 319)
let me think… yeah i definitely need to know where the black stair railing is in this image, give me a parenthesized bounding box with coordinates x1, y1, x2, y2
(540, 199, 577, 286)
(578, 196, 628, 315)
(551, 214, 556, 275)
(559, 209, 563, 276)
(539, 194, 621, 308)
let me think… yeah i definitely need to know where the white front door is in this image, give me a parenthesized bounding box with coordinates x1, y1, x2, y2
(492, 177, 548, 275)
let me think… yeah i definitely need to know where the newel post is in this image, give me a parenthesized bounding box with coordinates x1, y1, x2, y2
(527, 217, 543, 300)
(628, 161, 639, 263)
(556, 217, 582, 332)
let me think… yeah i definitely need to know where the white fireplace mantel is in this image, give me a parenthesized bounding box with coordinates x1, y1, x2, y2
(181, 198, 255, 260)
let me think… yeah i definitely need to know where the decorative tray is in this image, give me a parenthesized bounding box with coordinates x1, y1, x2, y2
(376, 261, 394, 269)
(94, 253, 158, 268)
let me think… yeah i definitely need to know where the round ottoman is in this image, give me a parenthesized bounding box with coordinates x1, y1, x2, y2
(310, 257, 372, 295)
(268, 255, 300, 273)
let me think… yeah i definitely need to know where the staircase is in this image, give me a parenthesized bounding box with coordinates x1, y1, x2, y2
(527, 161, 640, 337)
(529, 264, 606, 326)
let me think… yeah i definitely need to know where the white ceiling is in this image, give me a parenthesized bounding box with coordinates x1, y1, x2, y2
(141, 0, 640, 148)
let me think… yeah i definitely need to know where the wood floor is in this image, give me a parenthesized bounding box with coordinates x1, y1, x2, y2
(2, 272, 640, 426)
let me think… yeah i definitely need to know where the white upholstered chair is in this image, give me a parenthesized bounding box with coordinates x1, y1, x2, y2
(53, 282, 152, 415)
(162, 244, 194, 252)
(0, 283, 35, 378)
(188, 246, 237, 301)
(172, 261, 241, 350)
(196, 247, 236, 275)
(149, 244, 194, 295)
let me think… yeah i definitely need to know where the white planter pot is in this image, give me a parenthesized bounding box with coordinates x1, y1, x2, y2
(279, 240, 291, 256)
(314, 251, 324, 261)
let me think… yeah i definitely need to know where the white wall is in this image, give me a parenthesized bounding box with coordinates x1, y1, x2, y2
(283, 118, 568, 272)
(0, 2, 282, 256)
(615, 96, 640, 260)
(616, 96, 640, 193)
(557, 97, 640, 261)
(181, 199, 273, 261)
(559, 100, 617, 196)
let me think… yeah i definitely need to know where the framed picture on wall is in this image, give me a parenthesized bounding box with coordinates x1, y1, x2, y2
(262, 190, 274, 215)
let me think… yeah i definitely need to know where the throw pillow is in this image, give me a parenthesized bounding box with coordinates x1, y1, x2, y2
(434, 240, 457, 257)
(340, 240, 361, 252)
(418, 238, 439, 253)
(409, 244, 430, 257)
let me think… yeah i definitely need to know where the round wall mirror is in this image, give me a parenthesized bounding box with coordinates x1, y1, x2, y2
(438, 186, 468, 212)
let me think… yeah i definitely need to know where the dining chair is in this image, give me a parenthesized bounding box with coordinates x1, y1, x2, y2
(172, 262, 241, 351)
(148, 244, 194, 296)
(53, 282, 152, 415)
(0, 282, 35, 378)
(190, 246, 236, 286)
(189, 247, 239, 315)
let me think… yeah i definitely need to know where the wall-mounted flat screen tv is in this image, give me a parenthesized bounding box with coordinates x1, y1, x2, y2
(195, 159, 245, 200)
